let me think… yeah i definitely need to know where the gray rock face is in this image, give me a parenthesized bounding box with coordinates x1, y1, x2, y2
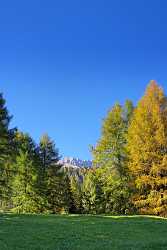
(59, 157, 92, 168)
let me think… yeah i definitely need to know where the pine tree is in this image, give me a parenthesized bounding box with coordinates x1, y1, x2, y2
(45, 163, 65, 213)
(127, 81, 167, 216)
(38, 134, 69, 213)
(46, 164, 73, 214)
(39, 134, 60, 171)
(61, 174, 73, 213)
(37, 134, 61, 211)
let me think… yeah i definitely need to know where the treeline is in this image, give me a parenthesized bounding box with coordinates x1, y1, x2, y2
(0, 80, 167, 216)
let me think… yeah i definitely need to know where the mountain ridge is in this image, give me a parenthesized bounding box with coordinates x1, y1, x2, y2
(59, 157, 92, 168)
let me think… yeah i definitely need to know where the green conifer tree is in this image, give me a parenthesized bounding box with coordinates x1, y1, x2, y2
(0, 93, 15, 210)
(12, 133, 42, 213)
(92, 101, 133, 214)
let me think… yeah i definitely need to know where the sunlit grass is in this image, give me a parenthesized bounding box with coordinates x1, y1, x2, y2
(0, 214, 166, 250)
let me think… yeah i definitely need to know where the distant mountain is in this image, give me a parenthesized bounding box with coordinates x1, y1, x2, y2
(59, 157, 92, 168)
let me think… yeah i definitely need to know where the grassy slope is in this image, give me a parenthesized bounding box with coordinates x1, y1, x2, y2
(0, 214, 166, 250)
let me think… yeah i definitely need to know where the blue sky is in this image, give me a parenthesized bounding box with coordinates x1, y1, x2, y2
(0, 0, 167, 159)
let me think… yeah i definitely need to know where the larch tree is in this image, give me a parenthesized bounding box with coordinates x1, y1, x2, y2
(69, 175, 83, 213)
(81, 169, 98, 214)
(127, 81, 167, 216)
(11, 133, 43, 213)
(93, 101, 133, 177)
(92, 101, 134, 214)
(0, 93, 15, 210)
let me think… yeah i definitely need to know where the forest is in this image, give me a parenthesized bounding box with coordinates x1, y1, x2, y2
(0, 80, 166, 217)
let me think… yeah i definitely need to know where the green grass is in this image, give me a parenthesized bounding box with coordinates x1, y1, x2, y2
(0, 214, 166, 250)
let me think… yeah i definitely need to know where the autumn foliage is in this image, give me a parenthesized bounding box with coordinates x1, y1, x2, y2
(0, 81, 166, 216)
(127, 81, 167, 216)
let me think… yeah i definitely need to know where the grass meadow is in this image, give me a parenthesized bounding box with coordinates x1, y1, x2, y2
(0, 214, 166, 250)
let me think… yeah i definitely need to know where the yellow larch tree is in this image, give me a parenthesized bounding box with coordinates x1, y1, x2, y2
(127, 80, 167, 216)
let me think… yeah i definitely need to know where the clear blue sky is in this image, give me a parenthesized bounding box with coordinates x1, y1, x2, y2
(1, 0, 167, 159)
